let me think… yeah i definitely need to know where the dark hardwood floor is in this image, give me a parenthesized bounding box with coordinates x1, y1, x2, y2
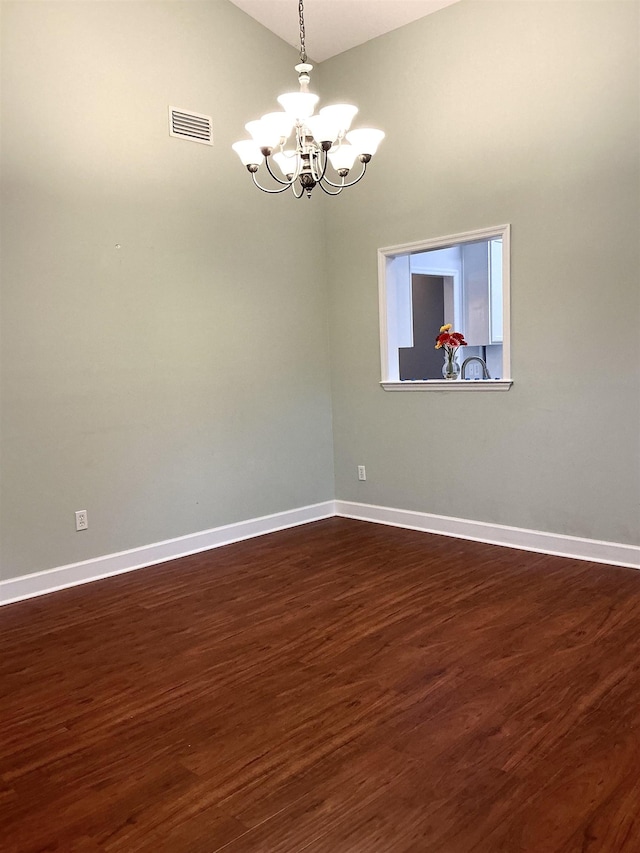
(2, 517, 640, 852)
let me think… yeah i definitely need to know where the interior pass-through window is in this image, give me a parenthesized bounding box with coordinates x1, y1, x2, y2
(378, 225, 512, 391)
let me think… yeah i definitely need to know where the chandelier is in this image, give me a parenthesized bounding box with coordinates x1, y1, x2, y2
(232, 0, 384, 199)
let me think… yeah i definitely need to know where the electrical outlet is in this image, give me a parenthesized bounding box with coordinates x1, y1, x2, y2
(75, 510, 88, 531)
(358, 465, 366, 481)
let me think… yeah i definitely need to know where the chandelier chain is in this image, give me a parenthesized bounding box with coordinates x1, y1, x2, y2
(298, 0, 307, 63)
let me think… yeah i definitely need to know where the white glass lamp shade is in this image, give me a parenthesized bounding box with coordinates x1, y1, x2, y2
(277, 91, 319, 122)
(260, 111, 295, 142)
(306, 104, 358, 144)
(245, 120, 281, 150)
(345, 128, 385, 156)
(232, 140, 264, 167)
(327, 143, 359, 172)
(273, 150, 299, 179)
(319, 104, 358, 134)
(305, 115, 335, 145)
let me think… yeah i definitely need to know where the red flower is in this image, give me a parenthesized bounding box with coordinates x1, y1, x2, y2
(435, 329, 467, 350)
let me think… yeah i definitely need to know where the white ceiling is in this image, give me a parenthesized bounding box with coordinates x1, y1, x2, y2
(228, 0, 461, 63)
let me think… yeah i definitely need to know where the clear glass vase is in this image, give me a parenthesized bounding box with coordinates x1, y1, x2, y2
(442, 352, 460, 380)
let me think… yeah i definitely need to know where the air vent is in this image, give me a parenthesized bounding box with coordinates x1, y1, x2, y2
(169, 107, 213, 145)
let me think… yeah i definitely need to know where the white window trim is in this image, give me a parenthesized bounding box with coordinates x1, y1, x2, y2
(378, 224, 513, 392)
(380, 379, 513, 391)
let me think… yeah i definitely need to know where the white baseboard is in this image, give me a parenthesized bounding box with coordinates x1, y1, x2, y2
(335, 501, 640, 570)
(3, 499, 638, 606)
(0, 501, 336, 606)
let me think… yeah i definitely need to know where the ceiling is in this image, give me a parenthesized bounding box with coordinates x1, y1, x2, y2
(228, 0, 461, 63)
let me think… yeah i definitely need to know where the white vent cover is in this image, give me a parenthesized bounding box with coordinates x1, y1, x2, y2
(169, 107, 213, 145)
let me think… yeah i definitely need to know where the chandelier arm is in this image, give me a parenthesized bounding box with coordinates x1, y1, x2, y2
(317, 180, 345, 196)
(321, 160, 368, 189)
(292, 182, 305, 199)
(265, 156, 297, 186)
(251, 172, 295, 194)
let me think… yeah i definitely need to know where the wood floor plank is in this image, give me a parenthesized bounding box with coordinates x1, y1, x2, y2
(2, 518, 640, 851)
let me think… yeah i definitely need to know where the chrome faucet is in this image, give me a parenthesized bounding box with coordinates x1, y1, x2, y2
(461, 356, 491, 380)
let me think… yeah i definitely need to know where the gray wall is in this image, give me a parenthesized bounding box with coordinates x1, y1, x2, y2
(0, 0, 335, 580)
(1, 0, 638, 586)
(323, 0, 640, 545)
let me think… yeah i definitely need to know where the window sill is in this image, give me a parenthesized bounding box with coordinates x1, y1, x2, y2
(380, 379, 513, 392)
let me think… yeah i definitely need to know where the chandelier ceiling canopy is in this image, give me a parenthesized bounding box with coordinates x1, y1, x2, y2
(232, 0, 385, 199)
